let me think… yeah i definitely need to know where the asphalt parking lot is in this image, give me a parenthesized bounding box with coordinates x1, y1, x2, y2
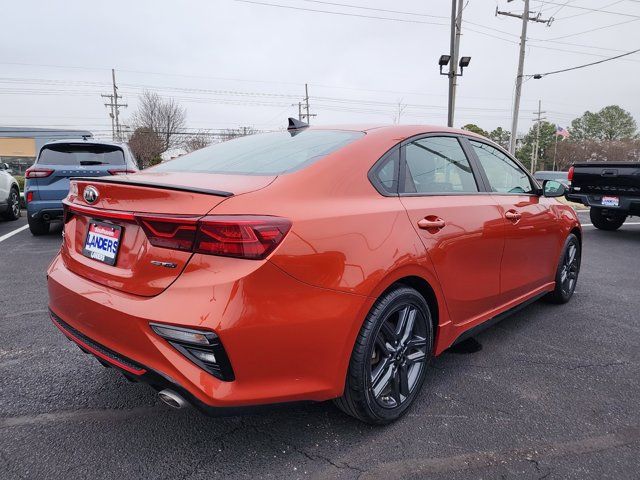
(1, 211, 638, 480)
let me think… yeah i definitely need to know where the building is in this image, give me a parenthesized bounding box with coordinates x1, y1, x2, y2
(0, 127, 92, 175)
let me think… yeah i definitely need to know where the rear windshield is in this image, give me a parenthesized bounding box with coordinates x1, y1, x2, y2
(38, 144, 125, 166)
(152, 130, 364, 175)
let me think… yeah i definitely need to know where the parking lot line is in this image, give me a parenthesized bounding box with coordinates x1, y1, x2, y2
(581, 222, 640, 227)
(0, 224, 29, 243)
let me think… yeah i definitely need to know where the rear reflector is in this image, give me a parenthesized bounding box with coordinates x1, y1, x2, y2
(567, 165, 574, 182)
(25, 167, 54, 179)
(26, 191, 34, 203)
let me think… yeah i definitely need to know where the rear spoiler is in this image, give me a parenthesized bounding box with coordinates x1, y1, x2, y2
(71, 176, 234, 197)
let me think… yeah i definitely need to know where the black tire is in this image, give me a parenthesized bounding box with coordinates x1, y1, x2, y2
(2, 187, 20, 221)
(590, 208, 626, 231)
(334, 285, 433, 424)
(28, 215, 49, 236)
(545, 233, 581, 304)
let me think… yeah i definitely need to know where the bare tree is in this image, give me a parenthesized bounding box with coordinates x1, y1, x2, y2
(131, 90, 186, 152)
(220, 126, 258, 142)
(128, 127, 165, 168)
(184, 131, 212, 153)
(393, 100, 406, 124)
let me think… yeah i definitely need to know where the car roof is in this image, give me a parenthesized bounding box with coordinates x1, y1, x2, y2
(311, 124, 486, 140)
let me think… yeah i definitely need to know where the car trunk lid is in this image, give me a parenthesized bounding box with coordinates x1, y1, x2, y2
(60, 172, 275, 296)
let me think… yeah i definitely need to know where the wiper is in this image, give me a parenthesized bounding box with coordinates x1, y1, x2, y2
(79, 160, 107, 166)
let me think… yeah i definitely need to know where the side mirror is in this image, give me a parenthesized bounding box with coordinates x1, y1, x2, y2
(542, 179, 566, 198)
(0, 163, 7, 171)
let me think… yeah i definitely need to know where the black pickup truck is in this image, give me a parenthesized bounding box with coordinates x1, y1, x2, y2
(566, 162, 640, 230)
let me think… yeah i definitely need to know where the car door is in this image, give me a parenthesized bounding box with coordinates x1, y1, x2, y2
(465, 139, 563, 302)
(399, 135, 505, 326)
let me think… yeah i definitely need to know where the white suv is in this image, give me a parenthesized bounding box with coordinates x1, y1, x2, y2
(0, 162, 21, 221)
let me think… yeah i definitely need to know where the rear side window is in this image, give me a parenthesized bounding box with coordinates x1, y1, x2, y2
(402, 137, 478, 194)
(469, 141, 535, 194)
(38, 144, 125, 166)
(152, 130, 364, 175)
(369, 148, 399, 195)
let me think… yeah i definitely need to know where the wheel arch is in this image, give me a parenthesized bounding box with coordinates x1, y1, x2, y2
(570, 226, 582, 245)
(388, 276, 439, 340)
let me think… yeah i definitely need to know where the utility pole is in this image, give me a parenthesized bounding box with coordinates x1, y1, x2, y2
(497, 0, 552, 154)
(302, 83, 316, 125)
(448, 0, 464, 128)
(101, 69, 127, 141)
(298, 102, 303, 121)
(531, 99, 546, 173)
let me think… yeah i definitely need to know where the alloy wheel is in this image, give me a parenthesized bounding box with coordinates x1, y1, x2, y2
(369, 304, 428, 409)
(10, 191, 20, 217)
(560, 242, 579, 296)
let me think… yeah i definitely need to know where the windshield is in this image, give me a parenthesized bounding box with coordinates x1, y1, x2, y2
(38, 144, 125, 166)
(152, 130, 364, 175)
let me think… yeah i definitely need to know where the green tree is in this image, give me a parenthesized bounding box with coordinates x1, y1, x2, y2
(461, 124, 488, 137)
(488, 127, 510, 149)
(570, 105, 637, 141)
(515, 121, 557, 171)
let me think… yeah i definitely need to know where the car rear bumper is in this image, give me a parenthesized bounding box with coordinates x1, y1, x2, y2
(567, 193, 640, 215)
(27, 200, 64, 221)
(47, 253, 374, 408)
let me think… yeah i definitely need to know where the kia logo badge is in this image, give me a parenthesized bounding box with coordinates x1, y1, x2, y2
(84, 186, 99, 204)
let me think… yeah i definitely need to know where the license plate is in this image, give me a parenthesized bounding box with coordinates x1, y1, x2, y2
(82, 220, 122, 266)
(601, 196, 619, 207)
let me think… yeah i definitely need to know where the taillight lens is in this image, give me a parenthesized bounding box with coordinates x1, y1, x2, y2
(25, 167, 53, 178)
(134, 214, 291, 260)
(567, 166, 574, 182)
(136, 214, 198, 251)
(108, 169, 137, 175)
(26, 191, 34, 203)
(196, 216, 292, 259)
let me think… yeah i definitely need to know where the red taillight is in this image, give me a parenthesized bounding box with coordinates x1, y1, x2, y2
(26, 191, 34, 203)
(136, 214, 199, 251)
(25, 167, 53, 179)
(196, 216, 292, 259)
(108, 169, 137, 175)
(567, 166, 574, 182)
(135, 214, 291, 259)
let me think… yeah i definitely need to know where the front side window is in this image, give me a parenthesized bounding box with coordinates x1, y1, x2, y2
(402, 136, 478, 194)
(470, 141, 535, 194)
(152, 130, 364, 175)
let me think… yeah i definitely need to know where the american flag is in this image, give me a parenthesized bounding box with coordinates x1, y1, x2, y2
(555, 125, 570, 139)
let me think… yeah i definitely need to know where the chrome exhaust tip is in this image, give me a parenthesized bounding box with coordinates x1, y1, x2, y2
(158, 389, 188, 409)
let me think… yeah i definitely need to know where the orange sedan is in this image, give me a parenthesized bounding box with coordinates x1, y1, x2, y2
(48, 121, 581, 423)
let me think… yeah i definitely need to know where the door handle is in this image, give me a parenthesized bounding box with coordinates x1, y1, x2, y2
(418, 217, 446, 230)
(505, 210, 521, 222)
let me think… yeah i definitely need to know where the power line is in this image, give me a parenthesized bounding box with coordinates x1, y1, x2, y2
(232, 0, 446, 25)
(537, 17, 639, 40)
(555, 0, 626, 20)
(296, 0, 447, 19)
(540, 1, 640, 18)
(531, 47, 640, 77)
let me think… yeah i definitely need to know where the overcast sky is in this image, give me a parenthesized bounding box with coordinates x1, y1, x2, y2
(1, 0, 639, 139)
